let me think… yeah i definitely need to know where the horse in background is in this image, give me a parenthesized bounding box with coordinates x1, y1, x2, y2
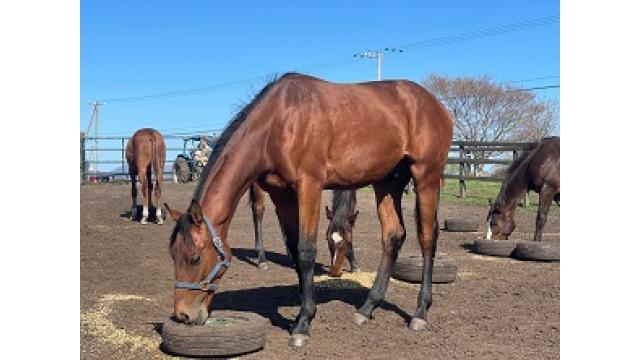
(250, 184, 360, 276)
(325, 190, 360, 277)
(486, 136, 560, 242)
(126, 128, 166, 224)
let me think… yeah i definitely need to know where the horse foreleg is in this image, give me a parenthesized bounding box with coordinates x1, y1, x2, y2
(409, 170, 441, 331)
(250, 184, 267, 269)
(274, 179, 321, 348)
(346, 241, 360, 272)
(355, 178, 406, 325)
(534, 185, 556, 242)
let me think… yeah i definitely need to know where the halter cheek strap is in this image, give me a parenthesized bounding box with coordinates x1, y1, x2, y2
(174, 216, 230, 292)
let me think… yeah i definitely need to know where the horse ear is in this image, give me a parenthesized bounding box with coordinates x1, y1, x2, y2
(164, 203, 182, 221)
(187, 199, 204, 226)
(348, 210, 359, 225)
(325, 206, 333, 219)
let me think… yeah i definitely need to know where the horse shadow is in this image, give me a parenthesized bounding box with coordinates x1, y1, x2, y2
(119, 205, 166, 223)
(208, 282, 413, 332)
(459, 242, 475, 253)
(231, 248, 328, 275)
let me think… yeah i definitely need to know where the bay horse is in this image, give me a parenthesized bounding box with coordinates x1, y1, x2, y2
(486, 136, 560, 242)
(164, 73, 453, 348)
(324, 189, 360, 277)
(126, 128, 166, 224)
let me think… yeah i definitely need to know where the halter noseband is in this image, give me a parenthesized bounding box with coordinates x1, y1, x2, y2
(174, 216, 230, 292)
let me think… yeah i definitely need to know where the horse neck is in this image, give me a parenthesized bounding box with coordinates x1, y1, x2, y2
(199, 134, 266, 236)
(497, 165, 528, 213)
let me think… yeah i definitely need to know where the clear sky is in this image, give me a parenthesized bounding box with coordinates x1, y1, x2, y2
(81, 0, 559, 140)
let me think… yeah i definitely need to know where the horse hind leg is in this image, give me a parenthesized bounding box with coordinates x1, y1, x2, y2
(154, 159, 164, 224)
(354, 175, 408, 325)
(534, 185, 556, 242)
(129, 170, 138, 220)
(138, 167, 150, 224)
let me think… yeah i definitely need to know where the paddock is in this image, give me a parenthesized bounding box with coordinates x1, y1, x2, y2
(80, 182, 559, 359)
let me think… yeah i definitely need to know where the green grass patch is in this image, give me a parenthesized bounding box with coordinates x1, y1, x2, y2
(439, 179, 559, 214)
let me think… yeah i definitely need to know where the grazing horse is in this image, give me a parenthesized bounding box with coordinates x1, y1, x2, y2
(486, 136, 560, 242)
(251, 184, 360, 275)
(324, 190, 360, 277)
(126, 128, 166, 224)
(164, 73, 452, 348)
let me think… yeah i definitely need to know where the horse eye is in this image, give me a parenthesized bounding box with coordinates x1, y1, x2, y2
(189, 255, 201, 266)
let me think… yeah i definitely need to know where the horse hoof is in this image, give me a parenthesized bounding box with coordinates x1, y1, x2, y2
(140, 218, 149, 225)
(353, 312, 369, 326)
(350, 266, 361, 273)
(156, 219, 164, 225)
(288, 334, 309, 348)
(409, 317, 428, 331)
(258, 262, 269, 270)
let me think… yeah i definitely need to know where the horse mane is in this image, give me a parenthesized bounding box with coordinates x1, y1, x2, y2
(330, 190, 357, 232)
(193, 72, 301, 201)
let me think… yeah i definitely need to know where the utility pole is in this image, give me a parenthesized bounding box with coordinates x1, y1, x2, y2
(85, 101, 103, 181)
(354, 48, 403, 81)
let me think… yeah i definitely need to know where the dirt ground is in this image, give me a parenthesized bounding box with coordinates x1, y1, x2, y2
(80, 183, 559, 359)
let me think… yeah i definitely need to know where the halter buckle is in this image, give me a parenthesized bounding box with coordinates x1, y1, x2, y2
(199, 281, 210, 291)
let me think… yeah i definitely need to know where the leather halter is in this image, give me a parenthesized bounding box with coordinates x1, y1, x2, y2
(174, 216, 230, 292)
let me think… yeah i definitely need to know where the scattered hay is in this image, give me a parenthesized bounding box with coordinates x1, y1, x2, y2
(314, 272, 419, 290)
(81, 294, 159, 353)
(457, 271, 477, 279)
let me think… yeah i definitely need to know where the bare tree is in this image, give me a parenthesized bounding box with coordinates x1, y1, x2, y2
(423, 74, 558, 172)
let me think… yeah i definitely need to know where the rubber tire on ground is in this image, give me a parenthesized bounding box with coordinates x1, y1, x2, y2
(473, 239, 520, 258)
(392, 256, 458, 284)
(514, 241, 559, 262)
(444, 219, 479, 232)
(173, 157, 191, 183)
(162, 311, 268, 357)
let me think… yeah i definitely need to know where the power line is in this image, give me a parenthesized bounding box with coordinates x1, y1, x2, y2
(96, 81, 559, 136)
(86, 15, 558, 105)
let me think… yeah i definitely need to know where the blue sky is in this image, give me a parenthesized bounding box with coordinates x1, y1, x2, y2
(81, 0, 559, 142)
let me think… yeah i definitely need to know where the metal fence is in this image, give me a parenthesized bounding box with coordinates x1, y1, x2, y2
(80, 134, 536, 202)
(80, 133, 215, 182)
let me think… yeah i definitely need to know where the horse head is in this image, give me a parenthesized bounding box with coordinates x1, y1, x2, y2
(486, 199, 515, 240)
(165, 200, 229, 325)
(325, 205, 358, 277)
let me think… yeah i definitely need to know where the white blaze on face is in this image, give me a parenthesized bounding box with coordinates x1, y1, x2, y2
(486, 220, 493, 240)
(331, 232, 343, 244)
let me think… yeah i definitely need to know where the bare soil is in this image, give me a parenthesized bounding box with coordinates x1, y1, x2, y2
(81, 183, 559, 359)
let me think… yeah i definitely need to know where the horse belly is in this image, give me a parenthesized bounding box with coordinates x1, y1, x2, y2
(325, 147, 405, 188)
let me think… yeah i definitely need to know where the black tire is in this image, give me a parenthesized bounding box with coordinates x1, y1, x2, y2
(473, 239, 520, 258)
(173, 157, 191, 183)
(514, 241, 560, 262)
(392, 256, 457, 284)
(444, 219, 478, 232)
(161, 311, 268, 357)
(473, 240, 519, 257)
